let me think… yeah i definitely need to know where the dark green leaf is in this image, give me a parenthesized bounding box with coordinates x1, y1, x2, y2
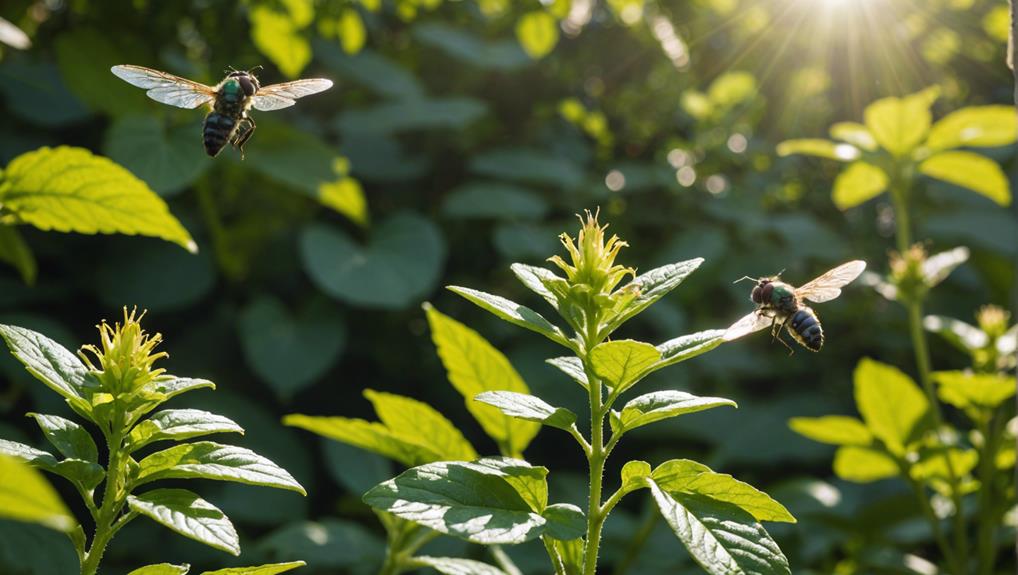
(104, 116, 211, 197)
(441, 182, 548, 220)
(0, 225, 36, 284)
(540, 503, 585, 540)
(26, 413, 97, 462)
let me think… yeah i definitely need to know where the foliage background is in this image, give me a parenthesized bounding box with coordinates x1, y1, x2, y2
(0, 0, 1015, 573)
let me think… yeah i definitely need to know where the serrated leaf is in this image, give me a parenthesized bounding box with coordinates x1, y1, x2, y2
(425, 305, 539, 456)
(0, 146, 196, 252)
(413, 556, 507, 575)
(864, 88, 937, 156)
(545, 356, 588, 389)
(0, 438, 105, 491)
(365, 389, 478, 461)
(651, 459, 795, 523)
(612, 390, 736, 434)
(0, 224, 36, 284)
(127, 409, 244, 452)
(0, 454, 76, 532)
(127, 564, 191, 575)
(919, 151, 1011, 206)
(601, 259, 703, 336)
(201, 562, 306, 575)
(128, 488, 240, 555)
(515, 11, 558, 59)
(447, 286, 570, 348)
(0, 323, 96, 417)
(934, 371, 1016, 410)
(284, 414, 437, 466)
(474, 391, 576, 432)
(648, 481, 790, 575)
(363, 457, 548, 544)
(829, 122, 877, 151)
(854, 358, 930, 455)
(541, 503, 585, 540)
(590, 340, 660, 392)
(136, 441, 306, 495)
(832, 161, 888, 210)
(788, 416, 873, 446)
(776, 139, 860, 161)
(926, 105, 1018, 151)
(26, 413, 98, 462)
(833, 446, 899, 482)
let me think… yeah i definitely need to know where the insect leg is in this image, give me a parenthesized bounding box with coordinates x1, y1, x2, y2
(771, 317, 795, 355)
(233, 116, 257, 160)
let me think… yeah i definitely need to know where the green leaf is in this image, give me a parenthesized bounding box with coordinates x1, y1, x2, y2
(864, 88, 937, 156)
(651, 459, 795, 523)
(654, 329, 726, 369)
(515, 11, 558, 59)
(238, 296, 346, 400)
(425, 305, 539, 456)
(648, 482, 790, 575)
(128, 488, 240, 555)
(250, 6, 311, 78)
(441, 182, 548, 220)
(934, 371, 1016, 410)
(413, 556, 506, 575)
(363, 458, 548, 544)
(336, 97, 488, 134)
(775, 139, 860, 161)
(126, 409, 244, 452)
(923, 315, 988, 352)
(284, 414, 437, 466)
(910, 447, 978, 485)
(0, 439, 104, 493)
(926, 105, 1018, 151)
(0, 323, 95, 417)
(0, 454, 75, 532)
(337, 9, 366, 54)
(365, 389, 478, 461)
(833, 446, 899, 482)
(545, 356, 588, 390)
(601, 259, 703, 336)
(919, 151, 1011, 206)
(413, 22, 530, 71)
(788, 416, 873, 446)
(854, 358, 930, 455)
(136, 441, 306, 495)
(26, 413, 98, 462)
(471, 148, 584, 189)
(829, 122, 878, 151)
(104, 116, 212, 197)
(832, 161, 888, 210)
(541, 503, 585, 540)
(317, 175, 369, 227)
(447, 286, 571, 348)
(0, 225, 36, 284)
(201, 562, 306, 575)
(474, 391, 577, 432)
(510, 263, 563, 310)
(620, 460, 651, 495)
(0, 61, 90, 127)
(54, 28, 147, 115)
(127, 564, 191, 575)
(0, 146, 197, 252)
(125, 377, 217, 422)
(301, 213, 445, 309)
(551, 538, 583, 575)
(612, 390, 736, 434)
(590, 340, 660, 392)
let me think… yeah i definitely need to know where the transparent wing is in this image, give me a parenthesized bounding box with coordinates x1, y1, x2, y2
(723, 311, 774, 341)
(796, 260, 867, 303)
(251, 78, 333, 112)
(111, 64, 216, 109)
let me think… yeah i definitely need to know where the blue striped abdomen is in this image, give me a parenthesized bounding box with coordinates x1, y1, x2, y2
(203, 112, 238, 157)
(789, 307, 824, 351)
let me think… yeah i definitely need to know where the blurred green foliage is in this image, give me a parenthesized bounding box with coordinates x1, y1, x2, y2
(0, 0, 1015, 573)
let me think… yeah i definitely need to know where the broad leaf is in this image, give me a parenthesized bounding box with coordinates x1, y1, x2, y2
(413, 556, 507, 575)
(649, 482, 790, 575)
(910, 447, 978, 487)
(126, 377, 216, 422)
(541, 503, 585, 540)
(363, 458, 548, 544)
(546, 356, 588, 389)
(829, 122, 877, 151)
(590, 340, 660, 392)
(935, 371, 1016, 410)
(864, 88, 936, 156)
(788, 416, 873, 446)
(602, 259, 703, 336)
(0, 438, 105, 491)
(201, 562, 306, 575)
(474, 391, 577, 432)
(515, 10, 558, 59)
(425, 305, 539, 456)
(919, 151, 1011, 206)
(0, 454, 75, 532)
(620, 460, 651, 495)
(832, 161, 888, 210)
(833, 446, 899, 482)
(651, 459, 795, 523)
(250, 5, 310, 78)
(612, 390, 736, 434)
(283, 414, 438, 466)
(510, 263, 562, 310)
(854, 358, 930, 455)
(0, 323, 96, 417)
(775, 139, 860, 161)
(654, 329, 726, 369)
(127, 409, 244, 452)
(127, 564, 191, 575)
(128, 488, 240, 555)
(925, 105, 1018, 151)
(365, 389, 478, 461)
(447, 286, 571, 348)
(0, 146, 196, 252)
(103, 115, 211, 197)
(26, 413, 98, 462)
(136, 441, 306, 495)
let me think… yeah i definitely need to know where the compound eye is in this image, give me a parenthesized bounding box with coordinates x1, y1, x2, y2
(751, 286, 762, 303)
(237, 76, 256, 96)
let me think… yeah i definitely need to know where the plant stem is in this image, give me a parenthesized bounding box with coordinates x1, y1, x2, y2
(582, 359, 607, 575)
(542, 537, 567, 575)
(975, 411, 1003, 575)
(901, 465, 960, 574)
(490, 545, 524, 575)
(80, 424, 127, 575)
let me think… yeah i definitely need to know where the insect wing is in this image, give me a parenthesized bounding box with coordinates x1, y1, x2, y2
(111, 65, 216, 109)
(796, 260, 867, 303)
(251, 78, 333, 112)
(723, 311, 774, 341)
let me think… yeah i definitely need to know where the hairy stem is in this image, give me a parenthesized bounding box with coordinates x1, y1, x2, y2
(582, 359, 607, 575)
(80, 421, 128, 575)
(975, 411, 1003, 575)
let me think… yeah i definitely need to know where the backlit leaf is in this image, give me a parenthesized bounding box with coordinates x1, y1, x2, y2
(833, 446, 899, 482)
(365, 389, 478, 461)
(935, 371, 1016, 410)
(284, 414, 439, 467)
(127, 564, 191, 575)
(250, 6, 311, 78)
(651, 459, 795, 523)
(104, 116, 211, 197)
(919, 151, 1011, 206)
(776, 139, 860, 161)
(829, 122, 877, 151)
(201, 562, 306, 575)
(864, 88, 937, 156)
(128, 488, 240, 555)
(0, 455, 75, 532)
(854, 358, 929, 455)
(926, 105, 1018, 151)
(788, 416, 873, 446)
(0, 225, 36, 284)
(590, 340, 660, 392)
(515, 11, 558, 59)
(612, 390, 736, 434)
(923, 315, 988, 352)
(832, 161, 888, 210)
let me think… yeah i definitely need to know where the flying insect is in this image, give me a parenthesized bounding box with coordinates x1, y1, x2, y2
(111, 65, 333, 158)
(724, 260, 866, 352)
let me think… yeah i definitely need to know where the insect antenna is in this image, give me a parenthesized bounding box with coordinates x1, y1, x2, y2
(247, 65, 264, 73)
(732, 275, 758, 284)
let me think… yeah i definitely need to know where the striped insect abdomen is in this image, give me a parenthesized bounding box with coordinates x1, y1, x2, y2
(202, 112, 238, 157)
(788, 307, 824, 351)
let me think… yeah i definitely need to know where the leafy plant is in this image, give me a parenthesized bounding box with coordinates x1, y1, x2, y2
(0, 309, 307, 575)
(288, 212, 797, 575)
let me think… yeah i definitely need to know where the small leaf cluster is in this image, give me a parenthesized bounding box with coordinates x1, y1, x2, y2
(289, 212, 796, 575)
(0, 309, 305, 575)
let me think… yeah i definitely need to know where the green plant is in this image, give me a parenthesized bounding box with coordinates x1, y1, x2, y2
(287, 211, 797, 575)
(0, 309, 307, 575)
